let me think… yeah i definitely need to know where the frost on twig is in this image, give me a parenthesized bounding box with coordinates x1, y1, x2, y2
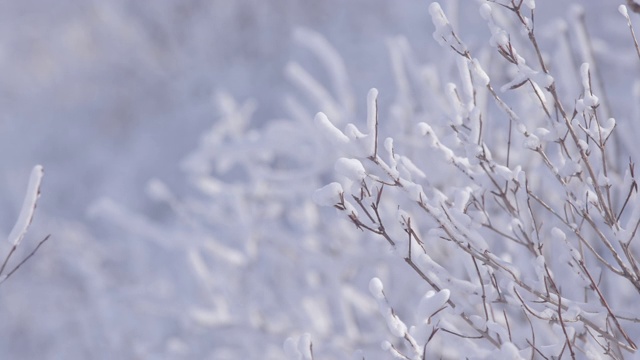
(619, 5, 640, 62)
(0, 165, 50, 284)
(8, 165, 44, 247)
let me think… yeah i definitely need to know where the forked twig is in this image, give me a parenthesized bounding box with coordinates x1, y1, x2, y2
(0, 234, 51, 284)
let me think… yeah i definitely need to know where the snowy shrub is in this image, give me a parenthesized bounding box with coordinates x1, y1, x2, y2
(92, 1, 640, 359)
(309, 1, 640, 359)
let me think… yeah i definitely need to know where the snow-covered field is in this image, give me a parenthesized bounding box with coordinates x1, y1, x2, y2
(0, 0, 639, 358)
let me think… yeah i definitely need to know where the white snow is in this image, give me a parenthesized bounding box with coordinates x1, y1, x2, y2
(361, 88, 379, 156)
(619, 5, 629, 18)
(579, 63, 599, 108)
(481, 3, 510, 47)
(486, 321, 510, 342)
(366, 88, 378, 137)
(446, 83, 464, 125)
(428, 2, 455, 47)
(8, 165, 44, 246)
(283, 337, 300, 358)
(418, 289, 450, 318)
(457, 56, 474, 102)
(312, 182, 343, 206)
(297, 333, 313, 359)
(494, 164, 514, 181)
(369, 277, 385, 300)
(493, 342, 524, 359)
(383, 308, 407, 337)
(335, 157, 367, 181)
(417, 122, 434, 138)
(315, 112, 350, 145)
(479, 3, 492, 20)
(399, 156, 426, 179)
(400, 180, 425, 202)
(470, 58, 490, 86)
(523, 134, 541, 150)
(384, 137, 394, 158)
(551, 227, 566, 241)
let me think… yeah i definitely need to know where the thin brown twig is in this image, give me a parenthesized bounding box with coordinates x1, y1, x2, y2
(472, 255, 490, 322)
(545, 266, 576, 359)
(623, 2, 640, 61)
(0, 235, 51, 284)
(579, 258, 638, 350)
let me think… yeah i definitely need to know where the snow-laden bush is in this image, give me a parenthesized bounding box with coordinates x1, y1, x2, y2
(308, 1, 640, 359)
(94, 1, 640, 359)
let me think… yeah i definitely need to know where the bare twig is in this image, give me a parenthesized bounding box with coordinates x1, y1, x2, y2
(0, 235, 51, 284)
